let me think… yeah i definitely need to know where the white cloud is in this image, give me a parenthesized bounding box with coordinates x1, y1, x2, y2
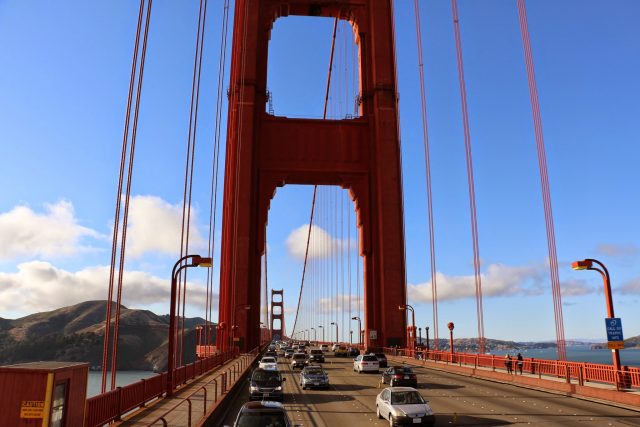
(0, 261, 215, 316)
(596, 243, 640, 257)
(0, 201, 101, 261)
(407, 263, 593, 303)
(620, 277, 640, 295)
(286, 224, 354, 260)
(317, 294, 364, 313)
(126, 195, 206, 257)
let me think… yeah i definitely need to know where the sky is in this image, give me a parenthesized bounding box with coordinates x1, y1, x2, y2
(1, 0, 639, 344)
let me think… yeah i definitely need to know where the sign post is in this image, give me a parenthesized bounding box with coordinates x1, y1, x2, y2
(605, 318, 624, 350)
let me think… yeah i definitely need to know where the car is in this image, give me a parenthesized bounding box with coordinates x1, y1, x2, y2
(299, 365, 330, 389)
(227, 401, 299, 427)
(268, 345, 276, 352)
(264, 351, 278, 359)
(375, 387, 435, 426)
(353, 354, 379, 373)
(374, 353, 388, 368)
(320, 344, 329, 352)
(284, 349, 295, 358)
(248, 368, 286, 401)
(290, 353, 307, 369)
(334, 345, 349, 357)
(347, 347, 360, 357)
(331, 343, 341, 352)
(381, 366, 418, 387)
(308, 349, 325, 363)
(258, 356, 278, 370)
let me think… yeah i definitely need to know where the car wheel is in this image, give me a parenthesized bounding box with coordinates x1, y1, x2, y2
(388, 414, 394, 426)
(389, 379, 395, 387)
(376, 406, 382, 419)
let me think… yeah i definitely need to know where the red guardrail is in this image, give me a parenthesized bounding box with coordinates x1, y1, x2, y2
(85, 350, 238, 427)
(382, 347, 639, 391)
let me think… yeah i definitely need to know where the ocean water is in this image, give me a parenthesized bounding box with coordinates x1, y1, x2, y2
(87, 371, 157, 397)
(488, 345, 640, 367)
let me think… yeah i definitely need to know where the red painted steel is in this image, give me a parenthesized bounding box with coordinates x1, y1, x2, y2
(270, 289, 285, 340)
(84, 351, 237, 427)
(219, 0, 408, 352)
(382, 347, 639, 390)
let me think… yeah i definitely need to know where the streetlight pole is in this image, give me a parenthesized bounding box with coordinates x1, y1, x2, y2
(168, 254, 212, 396)
(350, 330, 353, 345)
(399, 304, 416, 350)
(318, 325, 324, 343)
(571, 259, 622, 376)
(448, 322, 455, 355)
(418, 327, 422, 346)
(351, 316, 362, 347)
(331, 322, 339, 344)
(311, 327, 316, 343)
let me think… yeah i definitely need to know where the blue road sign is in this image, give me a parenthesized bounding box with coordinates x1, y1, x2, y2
(605, 318, 624, 342)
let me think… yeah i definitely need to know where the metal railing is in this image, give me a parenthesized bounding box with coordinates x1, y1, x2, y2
(383, 347, 640, 391)
(85, 350, 239, 427)
(145, 347, 261, 426)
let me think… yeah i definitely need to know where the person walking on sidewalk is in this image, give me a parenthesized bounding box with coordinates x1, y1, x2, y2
(516, 353, 523, 375)
(504, 354, 513, 374)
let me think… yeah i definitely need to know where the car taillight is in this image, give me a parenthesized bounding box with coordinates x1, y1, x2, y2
(393, 374, 403, 379)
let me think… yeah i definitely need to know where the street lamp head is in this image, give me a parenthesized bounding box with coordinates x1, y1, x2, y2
(351, 316, 359, 320)
(191, 255, 213, 267)
(571, 260, 592, 270)
(331, 322, 336, 325)
(398, 305, 406, 310)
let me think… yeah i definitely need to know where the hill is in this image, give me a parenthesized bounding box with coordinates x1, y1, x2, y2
(0, 301, 214, 371)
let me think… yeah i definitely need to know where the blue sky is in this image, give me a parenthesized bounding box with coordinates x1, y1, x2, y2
(1, 1, 639, 345)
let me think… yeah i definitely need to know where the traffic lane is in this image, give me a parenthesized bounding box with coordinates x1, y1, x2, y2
(410, 362, 640, 426)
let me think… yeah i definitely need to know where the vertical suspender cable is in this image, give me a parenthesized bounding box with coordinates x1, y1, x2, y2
(205, 0, 231, 347)
(101, 0, 146, 394)
(178, 0, 208, 367)
(516, 0, 566, 360)
(111, 0, 154, 390)
(413, 0, 439, 349)
(451, 0, 486, 354)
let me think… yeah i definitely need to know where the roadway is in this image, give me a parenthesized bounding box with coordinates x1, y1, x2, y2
(221, 348, 640, 426)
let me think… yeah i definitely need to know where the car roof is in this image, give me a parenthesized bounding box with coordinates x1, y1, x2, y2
(241, 401, 286, 411)
(386, 386, 419, 392)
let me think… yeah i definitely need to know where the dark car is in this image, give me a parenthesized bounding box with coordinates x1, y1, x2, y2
(265, 351, 278, 359)
(375, 353, 388, 368)
(380, 366, 417, 387)
(299, 365, 330, 389)
(229, 401, 298, 427)
(248, 368, 286, 401)
(347, 347, 360, 357)
(308, 349, 325, 363)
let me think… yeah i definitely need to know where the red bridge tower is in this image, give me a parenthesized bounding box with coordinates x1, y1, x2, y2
(219, 0, 408, 351)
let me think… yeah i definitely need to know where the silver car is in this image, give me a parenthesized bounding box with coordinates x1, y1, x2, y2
(376, 387, 435, 426)
(299, 365, 329, 389)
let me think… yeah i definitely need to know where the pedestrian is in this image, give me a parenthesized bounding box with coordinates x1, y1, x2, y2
(504, 354, 513, 374)
(516, 353, 523, 375)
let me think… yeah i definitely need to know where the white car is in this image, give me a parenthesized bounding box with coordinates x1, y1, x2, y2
(331, 343, 341, 352)
(376, 387, 435, 426)
(258, 356, 278, 370)
(353, 354, 379, 373)
(320, 344, 329, 352)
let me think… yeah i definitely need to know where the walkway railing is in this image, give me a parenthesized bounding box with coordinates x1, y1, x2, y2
(145, 347, 260, 426)
(85, 350, 239, 427)
(383, 347, 640, 391)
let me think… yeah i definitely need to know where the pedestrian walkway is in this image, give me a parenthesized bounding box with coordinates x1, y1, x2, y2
(118, 353, 256, 426)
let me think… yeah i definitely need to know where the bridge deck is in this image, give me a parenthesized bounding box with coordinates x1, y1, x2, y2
(222, 350, 640, 426)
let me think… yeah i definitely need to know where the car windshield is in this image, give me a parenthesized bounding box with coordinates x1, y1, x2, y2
(393, 367, 413, 374)
(338, 346, 347, 350)
(310, 350, 322, 354)
(363, 355, 377, 361)
(304, 368, 323, 375)
(261, 357, 276, 363)
(252, 371, 281, 382)
(375, 353, 386, 358)
(293, 354, 305, 359)
(390, 391, 424, 405)
(236, 412, 288, 427)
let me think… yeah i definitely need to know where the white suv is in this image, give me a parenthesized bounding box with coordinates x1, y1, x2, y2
(353, 354, 379, 373)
